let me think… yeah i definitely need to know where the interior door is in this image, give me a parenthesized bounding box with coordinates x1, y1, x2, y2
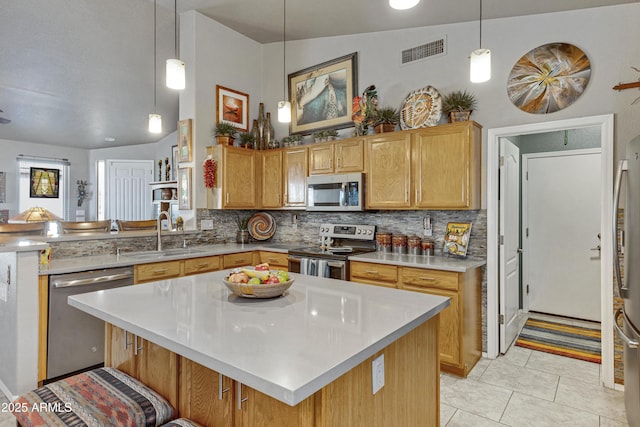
(499, 138, 521, 353)
(106, 160, 153, 221)
(524, 150, 601, 321)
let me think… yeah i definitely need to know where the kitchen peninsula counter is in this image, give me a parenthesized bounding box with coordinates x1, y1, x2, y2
(68, 271, 448, 425)
(350, 251, 486, 272)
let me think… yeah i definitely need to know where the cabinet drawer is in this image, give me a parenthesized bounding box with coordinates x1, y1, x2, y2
(223, 252, 254, 269)
(350, 261, 397, 284)
(400, 267, 459, 291)
(135, 260, 181, 283)
(184, 256, 220, 275)
(259, 251, 289, 269)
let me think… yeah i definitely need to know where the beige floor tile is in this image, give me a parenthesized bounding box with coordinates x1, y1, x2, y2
(467, 357, 491, 380)
(554, 377, 626, 422)
(525, 350, 600, 385)
(0, 413, 16, 427)
(440, 403, 457, 427)
(446, 409, 505, 427)
(500, 345, 531, 367)
(479, 358, 559, 401)
(600, 415, 629, 426)
(440, 376, 512, 422)
(500, 392, 599, 427)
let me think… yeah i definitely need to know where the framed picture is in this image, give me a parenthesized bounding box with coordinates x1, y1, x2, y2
(444, 222, 472, 257)
(171, 145, 178, 181)
(289, 52, 358, 135)
(30, 167, 60, 198)
(216, 85, 249, 132)
(177, 119, 192, 162)
(178, 167, 192, 210)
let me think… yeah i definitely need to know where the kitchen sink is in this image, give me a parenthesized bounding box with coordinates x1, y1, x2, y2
(123, 248, 206, 259)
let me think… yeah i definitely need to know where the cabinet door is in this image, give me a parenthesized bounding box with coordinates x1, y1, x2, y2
(235, 382, 315, 427)
(413, 122, 481, 209)
(179, 359, 233, 426)
(137, 338, 179, 408)
(261, 150, 283, 208)
(135, 260, 182, 284)
(184, 256, 221, 276)
(105, 324, 136, 377)
(366, 133, 412, 209)
(335, 139, 364, 173)
(283, 147, 308, 207)
(308, 143, 334, 175)
(258, 251, 289, 270)
(223, 252, 255, 269)
(224, 148, 257, 208)
(349, 261, 398, 288)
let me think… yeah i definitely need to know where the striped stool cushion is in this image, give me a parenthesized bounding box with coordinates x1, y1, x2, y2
(160, 418, 204, 427)
(12, 367, 175, 427)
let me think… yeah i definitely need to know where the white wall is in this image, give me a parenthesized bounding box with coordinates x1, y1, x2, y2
(0, 138, 89, 220)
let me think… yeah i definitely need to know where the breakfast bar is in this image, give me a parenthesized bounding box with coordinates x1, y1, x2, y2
(68, 270, 449, 426)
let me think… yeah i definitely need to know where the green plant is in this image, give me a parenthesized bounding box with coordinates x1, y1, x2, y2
(238, 132, 255, 146)
(234, 213, 250, 230)
(442, 90, 478, 112)
(372, 106, 399, 125)
(213, 122, 238, 138)
(327, 129, 339, 138)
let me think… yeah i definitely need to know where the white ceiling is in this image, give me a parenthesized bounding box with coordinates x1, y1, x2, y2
(0, 0, 637, 149)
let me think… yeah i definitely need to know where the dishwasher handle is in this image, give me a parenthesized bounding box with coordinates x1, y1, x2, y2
(52, 270, 133, 288)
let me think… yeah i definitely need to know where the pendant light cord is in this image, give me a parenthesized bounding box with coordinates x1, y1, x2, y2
(154, 0, 157, 113)
(282, 0, 286, 100)
(174, 0, 178, 57)
(479, 0, 482, 49)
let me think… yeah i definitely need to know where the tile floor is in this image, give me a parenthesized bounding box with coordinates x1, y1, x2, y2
(440, 313, 628, 427)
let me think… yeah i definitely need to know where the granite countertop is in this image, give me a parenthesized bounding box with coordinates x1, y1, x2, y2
(68, 270, 449, 406)
(349, 251, 486, 272)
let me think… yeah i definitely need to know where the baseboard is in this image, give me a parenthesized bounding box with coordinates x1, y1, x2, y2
(0, 378, 18, 402)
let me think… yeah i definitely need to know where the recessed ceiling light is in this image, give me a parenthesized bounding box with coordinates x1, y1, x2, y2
(104, 137, 116, 142)
(389, 0, 420, 10)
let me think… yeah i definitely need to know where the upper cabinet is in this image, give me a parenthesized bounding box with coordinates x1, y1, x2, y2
(366, 121, 481, 210)
(261, 150, 283, 209)
(206, 145, 257, 209)
(283, 147, 308, 208)
(309, 139, 364, 175)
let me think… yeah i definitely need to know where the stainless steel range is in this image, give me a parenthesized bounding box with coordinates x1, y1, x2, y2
(288, 223, 376, 280)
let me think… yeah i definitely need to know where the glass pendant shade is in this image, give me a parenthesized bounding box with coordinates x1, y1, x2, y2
(278, 100, 291, 123)
(166, 58, 185, 90)
(389, 0, 420, 9)
(470, 48, 491, 83)
(148, 113, 162, 133)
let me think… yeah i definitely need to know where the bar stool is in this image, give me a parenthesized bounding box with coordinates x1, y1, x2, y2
(12, 367, 176, 427)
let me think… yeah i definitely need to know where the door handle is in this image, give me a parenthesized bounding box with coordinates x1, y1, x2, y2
(516, 248, 523, 253)
(590, 245, 601, 251)
(613, 160, 628, 298)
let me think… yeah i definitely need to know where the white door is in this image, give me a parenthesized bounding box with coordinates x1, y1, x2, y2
(499, 138, 521, 353)
(106, 160, 153, 221)
(523, 149, 601, 321)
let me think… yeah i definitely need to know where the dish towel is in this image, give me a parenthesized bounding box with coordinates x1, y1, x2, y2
(308, 259, 318, 276)
(318, 260, 330, 278)
(300, 258, 309, 276)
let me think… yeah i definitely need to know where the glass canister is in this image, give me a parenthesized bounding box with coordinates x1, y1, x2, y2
(392, 234, 408, 254)
(376, 231, 392, 252)
(407, 235, 422, 255)
(421, 238, 435, 256)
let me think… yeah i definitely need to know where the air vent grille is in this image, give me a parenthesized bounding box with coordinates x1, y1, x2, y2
(401, 38, 446, 65)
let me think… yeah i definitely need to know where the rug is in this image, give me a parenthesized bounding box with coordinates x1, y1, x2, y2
(515, 318, 601, 364)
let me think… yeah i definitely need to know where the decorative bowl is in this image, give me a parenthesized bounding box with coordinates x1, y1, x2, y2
(223, 277, 294, 299)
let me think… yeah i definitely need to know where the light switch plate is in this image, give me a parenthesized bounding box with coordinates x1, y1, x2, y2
(372, 354, 384, 394)
(201, 220, 214, 230)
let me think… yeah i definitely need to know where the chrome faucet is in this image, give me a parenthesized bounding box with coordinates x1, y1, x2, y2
(157, 211, 172, 251)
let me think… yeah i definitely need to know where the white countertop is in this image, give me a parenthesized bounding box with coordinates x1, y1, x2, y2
(68, 271, 449, 406)
(0, 236, 48, 253)
(350, 251, 486, 272)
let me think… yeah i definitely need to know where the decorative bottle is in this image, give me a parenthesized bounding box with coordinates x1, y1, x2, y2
(257, 102, 266, 150)
(265, 112, 275, 149)
(250, 120, 260, 150)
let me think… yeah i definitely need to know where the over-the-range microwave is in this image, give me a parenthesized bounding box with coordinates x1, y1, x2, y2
(306, 173, 365, 211)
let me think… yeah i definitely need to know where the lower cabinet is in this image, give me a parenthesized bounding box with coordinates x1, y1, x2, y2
(134, 256, 222, 284)
(223, 252, 258, 269)
(258, 251, 288, 271)
(350, 261, 481, 377)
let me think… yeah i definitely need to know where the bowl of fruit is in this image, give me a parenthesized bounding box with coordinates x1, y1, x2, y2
(223, 263, 294, 298)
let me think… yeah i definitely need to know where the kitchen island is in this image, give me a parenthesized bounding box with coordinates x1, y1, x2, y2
(69, 270, 449, 426)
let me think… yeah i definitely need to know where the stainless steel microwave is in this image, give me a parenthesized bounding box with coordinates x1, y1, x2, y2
(306, 173, 364, 211)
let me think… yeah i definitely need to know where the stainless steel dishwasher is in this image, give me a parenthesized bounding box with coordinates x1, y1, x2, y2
(47, 266, 134, 382)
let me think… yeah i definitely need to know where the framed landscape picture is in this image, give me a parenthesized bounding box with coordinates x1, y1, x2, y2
(30, 167, 59, 198)
(288, 52, 358, 135)
(177, 119, 192, 162)
(216, 85, 249, 132)
(178, 167, 192, 210)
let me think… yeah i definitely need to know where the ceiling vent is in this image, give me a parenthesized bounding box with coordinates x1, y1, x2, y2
(401, 36, 447, 65)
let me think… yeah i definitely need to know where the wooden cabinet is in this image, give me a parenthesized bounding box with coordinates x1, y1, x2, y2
(135, 260, 182, 283)
(261, 150, 283, 208)
(365, 132, 413, 209)
(184, 255, 221, 275)
(308, 143, 334, 175)
(350, 261, 481, 377)
(413, 121, 481, 209)
(258, 251, 289, 271)
(308, 138, 364, 175)
(365, 121, 481, 210)
(223, 252, 256, 269)
(105, 325, 179, 408)
(283, 147, 308, 208)
(206, 145, 257, 209)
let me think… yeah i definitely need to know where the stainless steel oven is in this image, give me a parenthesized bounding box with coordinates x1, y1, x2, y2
(288, 223, 376, 281)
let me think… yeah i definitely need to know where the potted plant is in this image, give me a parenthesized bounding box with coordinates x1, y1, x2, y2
(372, 106, 399, 133)
(213, 122, 238, 146)
(326, 129, 339, 140)
(442, 90, 477, 122)
(234, 213, 251, 244)
(238, 132, 255, 149)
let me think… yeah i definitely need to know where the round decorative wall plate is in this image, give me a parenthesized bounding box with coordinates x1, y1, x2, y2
(247, 212, 276, 241)
(506, 42, 591, 114)
(399, 85, 442, 129)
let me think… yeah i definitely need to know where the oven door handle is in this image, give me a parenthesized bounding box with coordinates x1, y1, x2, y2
(327, 261, 345, 268)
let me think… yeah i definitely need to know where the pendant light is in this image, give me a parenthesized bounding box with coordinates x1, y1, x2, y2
(469, 0, 491, 83)
(389, 0, 420, 10)
(166, 0, 185, 90)
(277, 0, 291, 123)
(149, 0, 162, 133)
